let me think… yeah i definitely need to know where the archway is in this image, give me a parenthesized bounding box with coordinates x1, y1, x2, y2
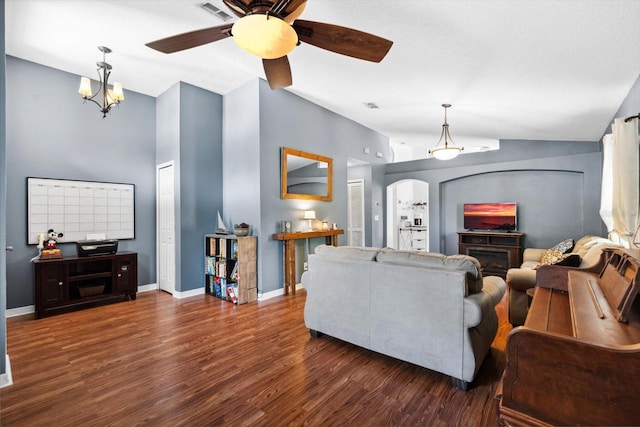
(386, 179, 429, 250)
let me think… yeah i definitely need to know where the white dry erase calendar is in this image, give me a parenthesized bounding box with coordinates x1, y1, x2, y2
(27, 177, 135, 244)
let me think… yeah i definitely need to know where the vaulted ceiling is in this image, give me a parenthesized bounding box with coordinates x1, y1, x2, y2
(5, 0, 640, 158)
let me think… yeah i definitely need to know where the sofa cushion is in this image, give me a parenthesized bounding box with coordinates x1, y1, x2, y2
(376, 249, 483, 294)
(580, 240, 618, 267)
(573, 235, 601, 253)
(314, 245, 380, 261)
(535, 251, 582, 269)
(550, 238, 574, 254)
(520, 260, 541, 270)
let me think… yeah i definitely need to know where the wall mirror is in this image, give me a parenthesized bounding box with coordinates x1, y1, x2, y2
(281, 147, 333, 201)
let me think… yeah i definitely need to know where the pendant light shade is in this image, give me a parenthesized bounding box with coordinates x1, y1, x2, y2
(428, 104, 464, 160)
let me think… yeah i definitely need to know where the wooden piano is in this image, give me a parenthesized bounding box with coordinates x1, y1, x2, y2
(496, 247, 640, 426)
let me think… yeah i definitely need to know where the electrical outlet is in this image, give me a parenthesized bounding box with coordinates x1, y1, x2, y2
(303, 262, 308, 271)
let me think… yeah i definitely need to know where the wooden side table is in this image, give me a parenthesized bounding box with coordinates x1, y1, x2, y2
(272, 229, 344, 295)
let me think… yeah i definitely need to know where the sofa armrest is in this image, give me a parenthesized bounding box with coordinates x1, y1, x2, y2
(523, 248, 546, 263)
(463, 276, 506, 327)
(506, 268, 537, 292)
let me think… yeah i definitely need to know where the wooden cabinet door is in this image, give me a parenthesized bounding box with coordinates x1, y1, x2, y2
(114, 254, 137, 299)
(38, 263, 67, 307)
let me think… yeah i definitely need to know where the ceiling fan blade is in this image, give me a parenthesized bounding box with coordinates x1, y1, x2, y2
(146, 24, 233, 54)
(293, 19, 393, 62)
(222, 0, 250, 18)
(263, 57, 293, 89)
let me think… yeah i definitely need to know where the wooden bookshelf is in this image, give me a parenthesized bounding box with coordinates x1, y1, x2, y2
(204, 234, 257, 304)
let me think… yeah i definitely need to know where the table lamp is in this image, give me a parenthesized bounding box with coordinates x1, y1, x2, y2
(303, 210, 316, 230)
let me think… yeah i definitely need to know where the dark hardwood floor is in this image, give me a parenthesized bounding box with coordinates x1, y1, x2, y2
(1, 288, 512, 426)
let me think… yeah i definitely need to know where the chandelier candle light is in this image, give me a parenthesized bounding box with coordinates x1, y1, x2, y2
(428, 103, 464, 160)
(78, 46, 124, 118)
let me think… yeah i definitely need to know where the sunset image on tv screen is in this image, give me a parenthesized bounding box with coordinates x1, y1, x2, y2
(464, 203, 516, 230)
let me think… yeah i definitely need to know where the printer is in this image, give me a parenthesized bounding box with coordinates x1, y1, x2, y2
(76, 239, 119, 257)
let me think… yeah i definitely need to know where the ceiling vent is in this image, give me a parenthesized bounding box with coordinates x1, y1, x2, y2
(200, 2, 235, 22)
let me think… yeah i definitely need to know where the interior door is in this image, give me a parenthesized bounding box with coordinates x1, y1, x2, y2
(347, 180, 365, 246)
(157, 162, 176, 294)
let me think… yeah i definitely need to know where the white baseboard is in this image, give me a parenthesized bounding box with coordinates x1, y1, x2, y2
(6, 305, 34, 318)
(258, 283, 304, 301)
(0, 355, 13, 388)
(138, 283, 158, 293)
(172, 287, 205, 299)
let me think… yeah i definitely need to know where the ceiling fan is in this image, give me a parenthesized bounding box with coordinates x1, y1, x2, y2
(145, 0, 393, 90)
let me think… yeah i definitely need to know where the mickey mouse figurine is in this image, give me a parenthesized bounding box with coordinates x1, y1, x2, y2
(44, 229, 63, 250)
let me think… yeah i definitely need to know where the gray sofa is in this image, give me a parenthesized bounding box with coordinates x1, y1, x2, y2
(506, 235, 619, 326)
(301, 245, 506, 390)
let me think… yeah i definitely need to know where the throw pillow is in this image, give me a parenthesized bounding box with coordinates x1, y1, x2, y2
(554, 254, 581, 267)
(539, 248, 564, 265)
(550, 238, 574, 254)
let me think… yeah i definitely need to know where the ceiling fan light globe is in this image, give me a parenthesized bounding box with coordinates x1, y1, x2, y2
(232, 14, 298, 59)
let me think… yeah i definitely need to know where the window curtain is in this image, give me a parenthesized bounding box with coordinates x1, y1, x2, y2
(599, 117, 639, 248)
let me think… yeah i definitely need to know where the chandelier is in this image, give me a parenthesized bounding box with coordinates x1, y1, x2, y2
(78, 46, 124, 118)
(428, 104, 464, 160)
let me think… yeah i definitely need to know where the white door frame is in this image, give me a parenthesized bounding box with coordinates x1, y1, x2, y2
(156, 161, 176, 294)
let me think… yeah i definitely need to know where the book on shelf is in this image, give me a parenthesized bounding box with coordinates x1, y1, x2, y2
(214, 277, 222, 298)
(231, 240, 238, 259)
(205, 257, 214, 275)
(208, 275, 215, 294)
(220, 278, 227, 299)
(216, 259, 227, 278)
(208, 238, 217, 256)
(230, 262, 239, 281)
(220, 239, 227, 258)
(227, 283, 238, 304)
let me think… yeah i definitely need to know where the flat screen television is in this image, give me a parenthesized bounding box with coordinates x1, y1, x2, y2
(463, 202, 517, 231)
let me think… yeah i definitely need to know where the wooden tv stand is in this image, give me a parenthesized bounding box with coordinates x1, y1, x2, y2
(34, 252, 137, 318)
(458, 231, 524, 278)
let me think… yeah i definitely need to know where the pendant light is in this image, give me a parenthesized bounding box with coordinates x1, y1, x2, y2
(428, 104, 464, 160)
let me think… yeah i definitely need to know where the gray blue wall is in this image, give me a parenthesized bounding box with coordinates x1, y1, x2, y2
(1, 0, 8, 379)
(178, 82, 223, 292)
(223, 79, 391, 294)
(5, 56, 157, 309)
(156, 82, 223, 293)
(385, 139, 605, 253)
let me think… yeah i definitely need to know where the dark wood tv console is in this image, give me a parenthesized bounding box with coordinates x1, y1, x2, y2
(34, 252, 137, 318)
(458, 231, 524, 278)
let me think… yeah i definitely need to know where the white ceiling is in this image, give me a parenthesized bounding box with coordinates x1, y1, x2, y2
(5, 0, 640, 158)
